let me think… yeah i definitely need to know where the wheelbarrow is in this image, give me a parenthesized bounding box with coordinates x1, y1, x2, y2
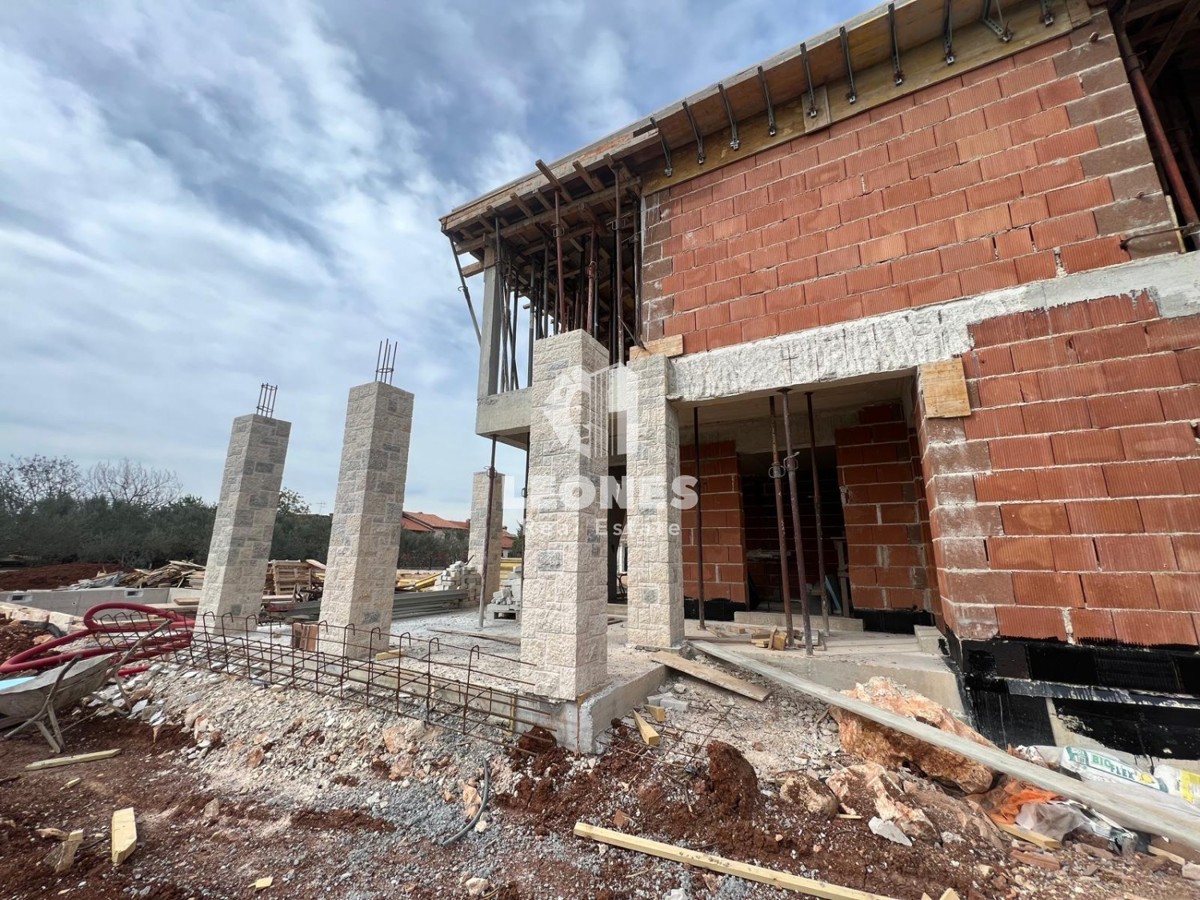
(0, 654, 114, 753)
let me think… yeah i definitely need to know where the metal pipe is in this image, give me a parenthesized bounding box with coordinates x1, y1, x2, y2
(555, 193, 566, 327)
(1114, 6, 1199, 243)
(806, 391, 829, 638)
(768, 397, 793, 642)
(587, 226, 598, 339)
(614, 169, 623, 363)
(692, 407, 706, 631)
(448, 236, 482, 344)
(778, 390, 812, 655)
(477, 438, 498, 628)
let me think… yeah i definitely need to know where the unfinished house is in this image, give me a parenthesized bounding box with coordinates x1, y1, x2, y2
(441, 0, 1199, 755)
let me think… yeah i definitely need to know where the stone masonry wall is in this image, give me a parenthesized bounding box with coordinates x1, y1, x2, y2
(520, 331, 610, 699)
(319, 382, 413, 656)
(200, 414, 290, 624)
(468, 468, 505, 603)
(640, 13, 1175, 354)
(919, 293, 1200, 648)
(836, 403, 937, 615)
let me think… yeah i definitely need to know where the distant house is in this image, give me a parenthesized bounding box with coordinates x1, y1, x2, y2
(403, 511, 516, 557)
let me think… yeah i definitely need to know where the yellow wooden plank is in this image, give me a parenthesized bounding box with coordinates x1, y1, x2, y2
(632, 710, 661, 747)
(26, 749, 120, 771)
(920, 358, 971, 418)
(649, 651, 770, 701)
(628, 334, 685, 360)
(574, 822, 899, 898)
(111, 808, 137, 865)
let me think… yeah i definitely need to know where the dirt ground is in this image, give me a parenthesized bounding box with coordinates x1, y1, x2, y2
(2, 654, 1200, 899)
(0, 563, 120, 591)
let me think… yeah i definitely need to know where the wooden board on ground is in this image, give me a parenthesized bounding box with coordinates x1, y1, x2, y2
(111, 807, 137, 865)
(632, 711, 660, 747)
(691, 641, 1200, 853)
(26, 749, 120, 771)
(919, 359, 971, 418)
(574, 822, 898, 898)
(649, 652, 769, 702)
(45, 829, 84, 873)
(996, 822, 1061, 850)
(628, 334, 684, 361)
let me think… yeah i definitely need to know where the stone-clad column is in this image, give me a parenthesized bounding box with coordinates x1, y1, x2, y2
(468, 469, 505, 603)
(625, 354, 684, 649)
(199, 414, 291, 627)
(319, 382, 414, 657)
(520, 331, 610, 699)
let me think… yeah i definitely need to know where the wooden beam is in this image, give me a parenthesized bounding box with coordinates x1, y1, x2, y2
(111, 807, 137, 865)
(573, 822, 899, 898)
(649, 651, 770, 701)
(691, 642, 1200, 852)
(1145, 0, 1200, 84)
(573, 160, 604, 192)
(26, 749, 120, 771)
(628, 334, 685, 361)
(535, 159, 572, 200)
(919, 358, 971, 417)
(996, 822, 1062, 850)
(643, 2, 1078, 195)
(632, 711, 661, 747)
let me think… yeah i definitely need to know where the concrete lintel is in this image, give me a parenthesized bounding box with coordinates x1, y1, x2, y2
(669, 253, 1199, 404)
(475, 387, 531, 439)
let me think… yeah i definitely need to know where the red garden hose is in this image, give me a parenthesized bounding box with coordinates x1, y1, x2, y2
(0, 602, 194, 675)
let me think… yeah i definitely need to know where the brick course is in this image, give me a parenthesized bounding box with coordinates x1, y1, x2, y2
(921, 295, 1200, 648)
(641, 19, 1172, 349)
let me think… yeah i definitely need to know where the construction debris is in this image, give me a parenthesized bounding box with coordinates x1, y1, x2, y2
(110, 807, 136, 865)
(25, 749, 120, 771)
(833, 677, 996, 794)
(43, 828, 83, 874)
(631, 710, 660, 747)
(651, 651, 769, 701)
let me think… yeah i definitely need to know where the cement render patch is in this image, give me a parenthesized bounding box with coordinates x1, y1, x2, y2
(669, 253, 1200, 403)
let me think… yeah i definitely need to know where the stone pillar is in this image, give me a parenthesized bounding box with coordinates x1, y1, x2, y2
(468, 469, 505, 604)
(199, 414, 291, 626)
(625, 354, 684, 649)
(318, 382, 414, 657)
(520, 331, 610, 699)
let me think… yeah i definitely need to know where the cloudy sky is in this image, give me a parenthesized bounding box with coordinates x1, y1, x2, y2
(0, 0, 853, 524)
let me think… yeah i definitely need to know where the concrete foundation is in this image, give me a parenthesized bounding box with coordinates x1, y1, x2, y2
(520, 331, 610, 700)
(533, 665, 668, 752)
(625, 354, 684, 649)
(319, 382, 414, 657)
(0, 588, 171, 616)
(468, 469, 505, 603)
(199, 414, 290, 626)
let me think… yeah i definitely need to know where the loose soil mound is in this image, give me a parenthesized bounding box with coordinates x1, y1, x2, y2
(0, 620, 46, 660)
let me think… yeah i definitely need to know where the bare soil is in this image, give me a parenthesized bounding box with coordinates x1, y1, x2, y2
(0, 620, 45, 661)
(0, 563, 121, 591)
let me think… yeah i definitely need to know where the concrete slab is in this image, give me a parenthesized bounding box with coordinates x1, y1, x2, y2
(0, 588, 171, 617)
(733, 610, 864, 632)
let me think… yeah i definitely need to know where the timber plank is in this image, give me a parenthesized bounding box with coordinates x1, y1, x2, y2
(649, 652, 769, 701)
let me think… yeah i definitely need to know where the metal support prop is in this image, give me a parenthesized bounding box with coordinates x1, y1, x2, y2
(692, 407, 706, 631)
(717, 83, 740, 149)
(806, 392, 829, 637)
(613, 169, 623, 362)
(1039, 0, 1054, 26)
(839, 27, 858, 104)
(478, 438, 498, 629)
(555, 193, 566, 328)
(800, 46, 820, 118)
(448, 235, 482, 344)
(767, 397, 794, 646)
(778, 390, 813, 656)
(650, 116, 673, 177)
(587, 226, 598, 339)
(1114, 8, 1200, 244)
(981, 0, 1013, 42)
(757, 66, 778, 135)
(889, 3, 905, 85)
(943, 0, 956, 64)
(682, 100, 705, 166)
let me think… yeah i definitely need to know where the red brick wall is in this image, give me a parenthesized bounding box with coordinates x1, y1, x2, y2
(680, 441, 748, 603)
(837, 404, 938, 613)
(920, 293, 1200, 648)
(641, 13, 1175, 353)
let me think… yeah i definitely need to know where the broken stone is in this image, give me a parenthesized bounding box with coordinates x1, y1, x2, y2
(833, 677, 996, 793)
(203, 799, 220, 823)
(612, 810, 632, 828)
(777, 771, 839, 819)
(246, 747, 265, 769)
(1184, 862, 1200, 881)
(827, 763, 937, 842)
(382, 725, 405, 755)
(464, 876, 489, 896)
(869, 816, 912, 846)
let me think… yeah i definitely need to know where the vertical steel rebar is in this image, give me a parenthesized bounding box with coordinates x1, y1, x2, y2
(806, 391, 830, 638)
(778, 389, 812, 655)
(692, 407, 706, 631)
(768, 396, 794, 646)
(478, 438, 498, 628)
(555, 193, 566, 328)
